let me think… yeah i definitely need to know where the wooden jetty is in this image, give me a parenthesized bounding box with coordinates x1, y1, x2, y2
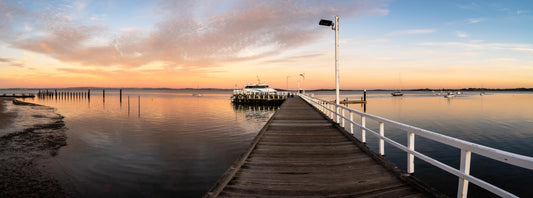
(340, 99, 367, 104)
(205, 96, 440, 197)
(0, 93, 35, 98)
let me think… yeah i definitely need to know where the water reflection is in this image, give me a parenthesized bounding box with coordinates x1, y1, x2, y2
(27, 90, 277, 198)
(232, 104, 279, 120)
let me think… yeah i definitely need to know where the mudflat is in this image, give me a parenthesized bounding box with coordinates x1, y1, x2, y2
(0, 99, 67, 198)
(0, 98, 14, 129)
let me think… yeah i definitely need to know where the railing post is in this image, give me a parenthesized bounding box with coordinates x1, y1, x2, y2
(349, 111, 354, 134)
(457, 150, 472, 198)
(361, 116, 366, 143)
(341, 109, 345, 127)
(335, 104, 341, 124)
(379, 122, 385, 156)
(407, 132, 415, 173)
(329, 104, 333, 119)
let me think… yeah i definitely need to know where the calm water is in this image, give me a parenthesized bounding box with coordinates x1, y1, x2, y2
(4, 89, 533, 197)
(315, 90, 533, 197)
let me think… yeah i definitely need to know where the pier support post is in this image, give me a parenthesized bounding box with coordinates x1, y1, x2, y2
(120, 89, 122, 103)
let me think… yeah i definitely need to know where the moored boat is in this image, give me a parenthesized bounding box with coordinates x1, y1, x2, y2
(391, 91, 403, 96)
(444, 92, 456, 98)
(231, 83, 287, 105)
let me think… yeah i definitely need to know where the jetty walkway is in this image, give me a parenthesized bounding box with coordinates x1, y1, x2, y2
(205, 96, 436, 197)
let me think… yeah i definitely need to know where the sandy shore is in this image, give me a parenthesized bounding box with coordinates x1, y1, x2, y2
(0, 98, 67, 198)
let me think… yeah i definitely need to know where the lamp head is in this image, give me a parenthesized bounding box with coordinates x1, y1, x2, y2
(319, 19, 333, 26)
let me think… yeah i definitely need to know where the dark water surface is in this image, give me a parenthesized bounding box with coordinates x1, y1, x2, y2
(3, 89, 533, 197)
(315, 91, 533, 197)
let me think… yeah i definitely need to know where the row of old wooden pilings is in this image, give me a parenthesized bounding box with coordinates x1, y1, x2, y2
(38, 89, 91, 100)
(37, 89, 126, 102)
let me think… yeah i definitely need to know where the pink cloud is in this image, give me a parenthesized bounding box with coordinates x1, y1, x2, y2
(2, 0, 390, 71)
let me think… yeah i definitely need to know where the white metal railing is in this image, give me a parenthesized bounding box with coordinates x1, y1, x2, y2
(298, 93, 533, 198)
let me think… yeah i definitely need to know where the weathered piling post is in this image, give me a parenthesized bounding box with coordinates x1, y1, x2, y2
(128, 96, 130, 116)
(120, 89, 122, 103)
(55, 89, 57, 100)
(364, 89, 367, 102)
(103, 89, 105, 103)
(88, 89, 91, 100)
(138, 96, 140, 117)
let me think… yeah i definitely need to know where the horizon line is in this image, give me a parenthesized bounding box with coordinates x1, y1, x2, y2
(2, 87, 533, 91)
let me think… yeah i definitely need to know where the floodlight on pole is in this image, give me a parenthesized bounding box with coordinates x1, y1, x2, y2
(300, 73, 305, 94)
(319, 16, 340, 122)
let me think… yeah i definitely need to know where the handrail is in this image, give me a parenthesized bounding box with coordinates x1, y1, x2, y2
(298, 93, 533, 198)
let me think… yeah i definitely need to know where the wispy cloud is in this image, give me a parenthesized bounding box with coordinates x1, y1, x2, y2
(262, 53, 325, 64)
(0, 57, 24, 67)
(0, 0, 390, 71)
(388, 29, 436, 36)
(89, 14, 106, 21)
(419, 42, 533, 53)
(456, 31, 469, 38)
(0, 57, 11, 62)
(457, 2, 480, 10)
(467, 18, 484, 24)
(512, 48, 533, 53)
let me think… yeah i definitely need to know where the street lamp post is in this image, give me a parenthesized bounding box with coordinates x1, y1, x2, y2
(320, 16, 340, 122)
(300, 73, 305, 94)
(286, 76, 290, 91)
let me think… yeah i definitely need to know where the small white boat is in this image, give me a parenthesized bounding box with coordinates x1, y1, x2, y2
(444, 92, 456, 98)
(192, 93, 202, 97)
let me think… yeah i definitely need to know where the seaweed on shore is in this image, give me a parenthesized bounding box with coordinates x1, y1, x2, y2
(0, 100, 67, 198)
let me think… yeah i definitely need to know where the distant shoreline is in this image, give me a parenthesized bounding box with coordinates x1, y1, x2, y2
(1, 87, 532, 92)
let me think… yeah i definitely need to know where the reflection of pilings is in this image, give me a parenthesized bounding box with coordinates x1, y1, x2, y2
(128, 96, 130, 116)
(138, 96, 140, 117)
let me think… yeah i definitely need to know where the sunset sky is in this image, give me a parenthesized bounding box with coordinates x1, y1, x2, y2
(1, 0, 532, 89)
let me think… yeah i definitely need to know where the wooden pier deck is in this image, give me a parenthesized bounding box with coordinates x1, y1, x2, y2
(206, 97, 438, 197)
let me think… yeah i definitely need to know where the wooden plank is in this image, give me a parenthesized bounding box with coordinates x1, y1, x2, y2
(204, 96, 441, 198)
